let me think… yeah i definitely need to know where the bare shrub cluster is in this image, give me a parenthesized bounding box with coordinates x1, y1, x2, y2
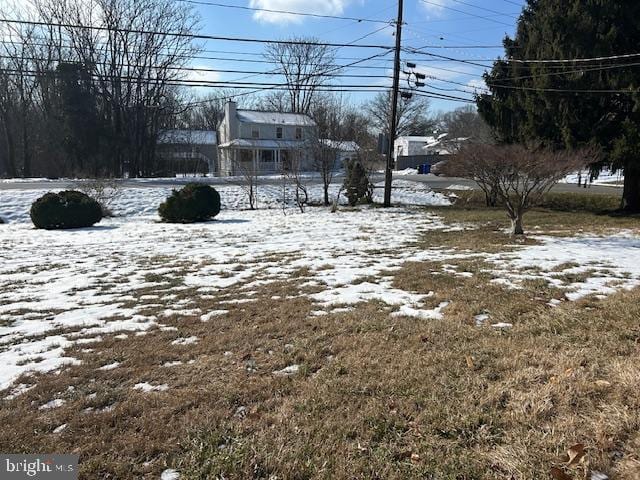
(440, 144, 600, 234)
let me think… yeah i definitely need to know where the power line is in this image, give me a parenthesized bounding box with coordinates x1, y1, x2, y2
(502, 52, 640, 64)
(0, 67, 476, 104)
(403, 47, 494, 68)
(417, 0, 514, 27)
(0, 38, 397, 70)
(191, 50, 395, 104)
(445, 0, 519, 19)
(0, 18, 393, 50)
(497, 0, 524, 7)
(0, 55, 395, 79)
(175, 0, 393, 25)
(419, 69, 640, 94)
(0, 67, 393, 88)
(221, 24, 393, 84)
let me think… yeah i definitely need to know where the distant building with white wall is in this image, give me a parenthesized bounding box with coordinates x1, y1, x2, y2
(156, 130, 217, 176)
(393, 134, 462, 170)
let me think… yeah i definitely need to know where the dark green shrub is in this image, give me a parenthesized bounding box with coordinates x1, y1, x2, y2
(159, 183, 221, 223)
(30, 191, 102, 230)
(343, 160, 373, 207)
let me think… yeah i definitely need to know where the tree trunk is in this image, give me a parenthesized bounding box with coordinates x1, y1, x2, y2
(21, 117, 30, 178)
(510, 215, 524, 235)
(1, 113, 17, 177)
(622, 166, 640, 213)
(323, 181, 330, 206)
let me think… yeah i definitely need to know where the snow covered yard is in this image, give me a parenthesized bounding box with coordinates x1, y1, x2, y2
(0, 183, 639, 478)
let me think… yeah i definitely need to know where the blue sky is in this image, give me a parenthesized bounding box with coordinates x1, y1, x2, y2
(187, 0, 526, 113)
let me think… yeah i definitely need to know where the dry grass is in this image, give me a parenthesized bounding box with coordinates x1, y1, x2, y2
(2, 282, 639, 479)
(1, 200, 639, 479)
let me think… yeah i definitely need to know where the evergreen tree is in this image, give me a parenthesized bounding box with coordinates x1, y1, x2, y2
(343, 160, 372, 207)
(477, 0, 640, 212)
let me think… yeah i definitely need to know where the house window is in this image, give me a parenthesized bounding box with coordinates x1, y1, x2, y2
(276, 127, 283, 139)
(295, 127, 302, 140)
(260, 150, 275, 163)
(251, 128, 260, 139)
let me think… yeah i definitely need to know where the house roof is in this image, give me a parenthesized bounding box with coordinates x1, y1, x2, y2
(219, 139, 310, 149)
(236, 110, 316, 127)
(320, 139, 360, 152)
(158, 130, 217, 145)
(421, 136, 469, 155)
(396, 133, 449, 145)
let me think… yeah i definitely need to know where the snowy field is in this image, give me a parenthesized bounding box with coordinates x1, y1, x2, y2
(1, 181, 639, 395)
(0, 180, 451, 223)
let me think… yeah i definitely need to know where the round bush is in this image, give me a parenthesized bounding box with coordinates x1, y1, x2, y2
(159, 183, 221, 223)
(30, 190, 103, 230)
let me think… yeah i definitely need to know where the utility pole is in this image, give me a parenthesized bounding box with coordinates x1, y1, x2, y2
(383, 0, 404, 208)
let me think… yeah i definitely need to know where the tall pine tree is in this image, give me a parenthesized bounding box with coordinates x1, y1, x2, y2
(478, 0, 640, 212)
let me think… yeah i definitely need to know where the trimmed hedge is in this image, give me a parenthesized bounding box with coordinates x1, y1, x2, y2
(159, 183, 221, 223)
(30, 190, 103, 230)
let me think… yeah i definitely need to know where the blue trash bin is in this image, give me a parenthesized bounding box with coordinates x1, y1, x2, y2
(418, 163, 431, 174)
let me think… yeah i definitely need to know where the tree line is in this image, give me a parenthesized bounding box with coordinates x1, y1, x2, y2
(0, 0, 198, 178)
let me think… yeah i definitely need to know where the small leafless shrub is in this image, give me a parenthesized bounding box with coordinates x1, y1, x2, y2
(281, 149, 308, 213)
(440, 144, 599, 234)
(77, 178, 122, 217)
(234, 162, 258, 210)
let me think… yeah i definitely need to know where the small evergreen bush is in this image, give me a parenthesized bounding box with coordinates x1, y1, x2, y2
(30, 190, 102, 230)
(159, 183, 221, 223)
(343, 160, 373, 206)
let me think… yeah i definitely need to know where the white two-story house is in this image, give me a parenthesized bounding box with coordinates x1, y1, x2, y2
(218, 101, 317, 176)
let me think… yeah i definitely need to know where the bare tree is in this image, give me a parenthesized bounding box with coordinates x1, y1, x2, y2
(275, 146, 309, 213)
(178, 90, 250, 130)
(0, 13, 43, 177)
(440, 144, 599, 234)
(235, 161, 259, 210)
(311, 140, 338, 206)
(366, 91, 434, 138)
(265, 38, 337, 114)
(310, 95, 347, 205)
(288, 149, 309, 213)
(436, 105, 494, 143)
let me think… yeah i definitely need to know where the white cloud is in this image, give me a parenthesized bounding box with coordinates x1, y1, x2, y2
(187, 66, 221, 84)
(419, 0, 450, 16)
(185, 66, 221, 95)
(249, 0, 350, 25)
(466, 78, 488, 93)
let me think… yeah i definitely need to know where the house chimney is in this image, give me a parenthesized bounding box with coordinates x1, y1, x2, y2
(225, 100, 238, 140)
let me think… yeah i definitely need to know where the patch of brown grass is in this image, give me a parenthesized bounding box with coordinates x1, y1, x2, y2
(1, 274, 639, 479)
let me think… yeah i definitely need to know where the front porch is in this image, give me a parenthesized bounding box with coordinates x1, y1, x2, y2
(219, 139, 311, 176)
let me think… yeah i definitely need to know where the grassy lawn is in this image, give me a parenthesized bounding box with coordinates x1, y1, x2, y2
(1, 194, 639, 479)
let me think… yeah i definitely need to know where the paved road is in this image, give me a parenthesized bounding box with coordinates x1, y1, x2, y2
(0, 173, 623, 197)
(400, 174, 623, 196)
